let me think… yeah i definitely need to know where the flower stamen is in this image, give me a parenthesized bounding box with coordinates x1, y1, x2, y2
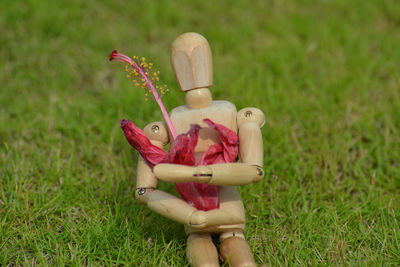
(110, 50, 177, 139)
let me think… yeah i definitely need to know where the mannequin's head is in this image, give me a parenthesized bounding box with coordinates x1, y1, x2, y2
(171, 32, 213, 109)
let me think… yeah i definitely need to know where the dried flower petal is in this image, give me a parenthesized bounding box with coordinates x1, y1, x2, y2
(200, 119, 239, 164)
(168, 124, 201, 166)
(120, 118, 239, 211)
(120, 120, 168, 167)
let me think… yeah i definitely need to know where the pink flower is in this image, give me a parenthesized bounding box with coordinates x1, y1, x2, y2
(120, 118, 239, 211)
(111, 50, 240, 211)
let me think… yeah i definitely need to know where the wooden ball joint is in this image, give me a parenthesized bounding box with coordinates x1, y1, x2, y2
(135, 32, 265, 267)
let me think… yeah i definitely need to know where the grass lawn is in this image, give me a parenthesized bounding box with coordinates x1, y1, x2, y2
(1, 0, 400, 265)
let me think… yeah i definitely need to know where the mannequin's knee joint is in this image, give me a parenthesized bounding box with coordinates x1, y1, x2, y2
(219, 230, 245, 243)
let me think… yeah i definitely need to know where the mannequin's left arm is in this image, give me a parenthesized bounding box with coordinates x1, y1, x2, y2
(154, 108, 265, 186)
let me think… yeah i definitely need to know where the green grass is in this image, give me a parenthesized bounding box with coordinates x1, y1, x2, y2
(1, 0, 400, 265)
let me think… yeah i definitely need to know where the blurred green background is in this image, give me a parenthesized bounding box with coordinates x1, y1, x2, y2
(1, 0, 399, 265)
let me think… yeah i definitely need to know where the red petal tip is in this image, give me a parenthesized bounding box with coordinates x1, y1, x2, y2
(120, 119, 130, 128)
(109, 50, 118, 61)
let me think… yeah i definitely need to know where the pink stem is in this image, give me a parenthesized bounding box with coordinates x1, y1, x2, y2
(135, 64, 178, 139)
(110, 51, 178, 140)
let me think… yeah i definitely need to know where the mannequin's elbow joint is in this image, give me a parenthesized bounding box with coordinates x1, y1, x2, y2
(135, 188, 154, 204)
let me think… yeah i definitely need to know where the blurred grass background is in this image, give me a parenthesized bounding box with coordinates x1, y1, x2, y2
(1, 0, 400, 265)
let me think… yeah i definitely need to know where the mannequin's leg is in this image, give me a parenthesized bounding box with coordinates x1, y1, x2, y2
(219, 231, 257, 267)
(187, 233, 219, 267)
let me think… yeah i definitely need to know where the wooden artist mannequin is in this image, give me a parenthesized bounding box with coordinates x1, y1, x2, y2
(135, 32, 265, 267)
